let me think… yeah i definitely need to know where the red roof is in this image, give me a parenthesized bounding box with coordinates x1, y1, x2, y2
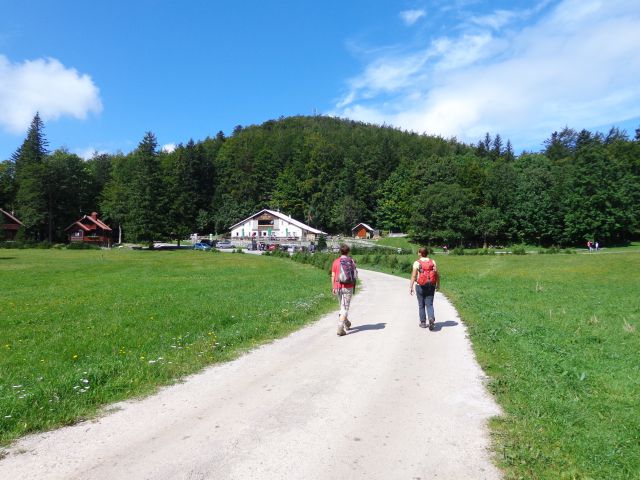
(65, 213, 112, 232)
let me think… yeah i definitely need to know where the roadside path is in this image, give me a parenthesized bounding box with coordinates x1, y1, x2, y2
(0, 269, 502, 479)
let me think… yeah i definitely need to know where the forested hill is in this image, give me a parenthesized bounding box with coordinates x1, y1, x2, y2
(3, 114, 640, 246)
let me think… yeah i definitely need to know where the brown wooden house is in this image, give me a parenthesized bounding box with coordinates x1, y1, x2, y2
(65, 212, 112, 247)
(0, 208, 24, 241)
(352, 223, 378, 239)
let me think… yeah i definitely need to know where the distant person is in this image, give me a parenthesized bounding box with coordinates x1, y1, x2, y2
(331, 244, 358, 336)
(595, 241, 599, 251)
(409, 247, 440, 330)
(587, 240, 593, 252)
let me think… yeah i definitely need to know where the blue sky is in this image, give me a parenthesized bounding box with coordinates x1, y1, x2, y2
(1, 0, 639, 160)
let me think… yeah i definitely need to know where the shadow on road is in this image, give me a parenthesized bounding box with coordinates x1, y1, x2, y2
(433, 320, 458, 332)
(349, 322, 386, 334)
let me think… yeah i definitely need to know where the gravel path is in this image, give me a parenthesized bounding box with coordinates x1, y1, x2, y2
(0, 269, 502, 479)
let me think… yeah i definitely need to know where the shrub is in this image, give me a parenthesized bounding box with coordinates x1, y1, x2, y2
(511, 246, 527, 255)
(67, 242, 100, 250)
(398, 258, 413, 273)
(317, 235, 327, 252)
(453, 247, 465, 255)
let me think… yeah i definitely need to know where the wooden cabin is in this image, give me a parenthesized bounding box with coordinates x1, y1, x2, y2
(0, 208, 23, 241)
(352, 223, 378, 239)
(65, 212, 112, 247)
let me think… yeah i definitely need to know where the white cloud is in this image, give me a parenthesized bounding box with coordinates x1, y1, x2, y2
(76, 147, 108, 160)
(0, 55, 102, 134)
(399, 9, 426, 26)
(162, 143, 176, 153)
(470, 9, 518, 30)
(333, 0, 640, 149)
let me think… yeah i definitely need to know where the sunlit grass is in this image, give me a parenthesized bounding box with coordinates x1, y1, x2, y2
(374, 236, 418, 252)
(437, 253, 640, 479)
(0, 249, 335, 445)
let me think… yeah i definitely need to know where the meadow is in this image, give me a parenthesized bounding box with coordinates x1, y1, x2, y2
(0, 249, 336, 445)
(351, 249, 640, 479)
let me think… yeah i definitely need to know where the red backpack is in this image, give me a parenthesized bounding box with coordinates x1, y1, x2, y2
(416, 258, 437, 286)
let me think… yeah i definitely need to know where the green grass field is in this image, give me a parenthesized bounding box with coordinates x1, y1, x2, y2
(0, 249, 336, 445)
(442, 253, 640, 479)
(374, 236, 418, 252)
(356, 251, 640, 479)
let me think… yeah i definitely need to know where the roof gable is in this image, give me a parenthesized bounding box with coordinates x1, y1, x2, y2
(0, 208, 24, 226)
(352, 223, 374, 232)
(64, 214, 112, 232)
(229, 209, 326, 235)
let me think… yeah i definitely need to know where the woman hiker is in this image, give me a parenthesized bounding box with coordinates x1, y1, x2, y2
(409, 247, 440, 330)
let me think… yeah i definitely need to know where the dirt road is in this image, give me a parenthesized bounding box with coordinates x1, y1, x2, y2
(0, 269, 502, 479)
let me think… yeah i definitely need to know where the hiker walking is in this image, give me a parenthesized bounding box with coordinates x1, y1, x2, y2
(331, 244, 358, 336)
(409, 247, 440, 330)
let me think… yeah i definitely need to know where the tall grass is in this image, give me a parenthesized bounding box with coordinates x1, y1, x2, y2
(0, 249, 335, 445)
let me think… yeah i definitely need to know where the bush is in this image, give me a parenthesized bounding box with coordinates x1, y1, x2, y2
(511, 246, 527, 255)
(317, 235, 327, 252)
(453, 247, 465, 255)
(66, 242, 100, 250)
(398, 258, 413, 273)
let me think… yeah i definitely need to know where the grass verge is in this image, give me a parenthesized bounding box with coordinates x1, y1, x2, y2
(0, 249, 336, 445)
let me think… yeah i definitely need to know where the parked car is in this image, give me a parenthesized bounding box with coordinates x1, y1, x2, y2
(216, 240, 233, 249)
(193, 242, 212, 251)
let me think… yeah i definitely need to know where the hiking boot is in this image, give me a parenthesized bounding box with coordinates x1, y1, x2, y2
(419, 322, 427, 328)
(428, 319, 435, 331)
(344, 319, 352, 330)
(337, 325, 347, 336)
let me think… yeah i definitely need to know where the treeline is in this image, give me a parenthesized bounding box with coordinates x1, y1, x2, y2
(1, 114, 639, 246)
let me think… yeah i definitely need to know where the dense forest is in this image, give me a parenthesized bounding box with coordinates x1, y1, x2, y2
(2, 114, 639, 247)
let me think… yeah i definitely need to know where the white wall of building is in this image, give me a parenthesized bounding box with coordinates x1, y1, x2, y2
(230, 219, 304, 239)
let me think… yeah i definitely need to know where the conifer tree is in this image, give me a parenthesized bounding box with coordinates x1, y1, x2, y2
(125, 132, 167, 245)
(12, 113, 49, 240)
